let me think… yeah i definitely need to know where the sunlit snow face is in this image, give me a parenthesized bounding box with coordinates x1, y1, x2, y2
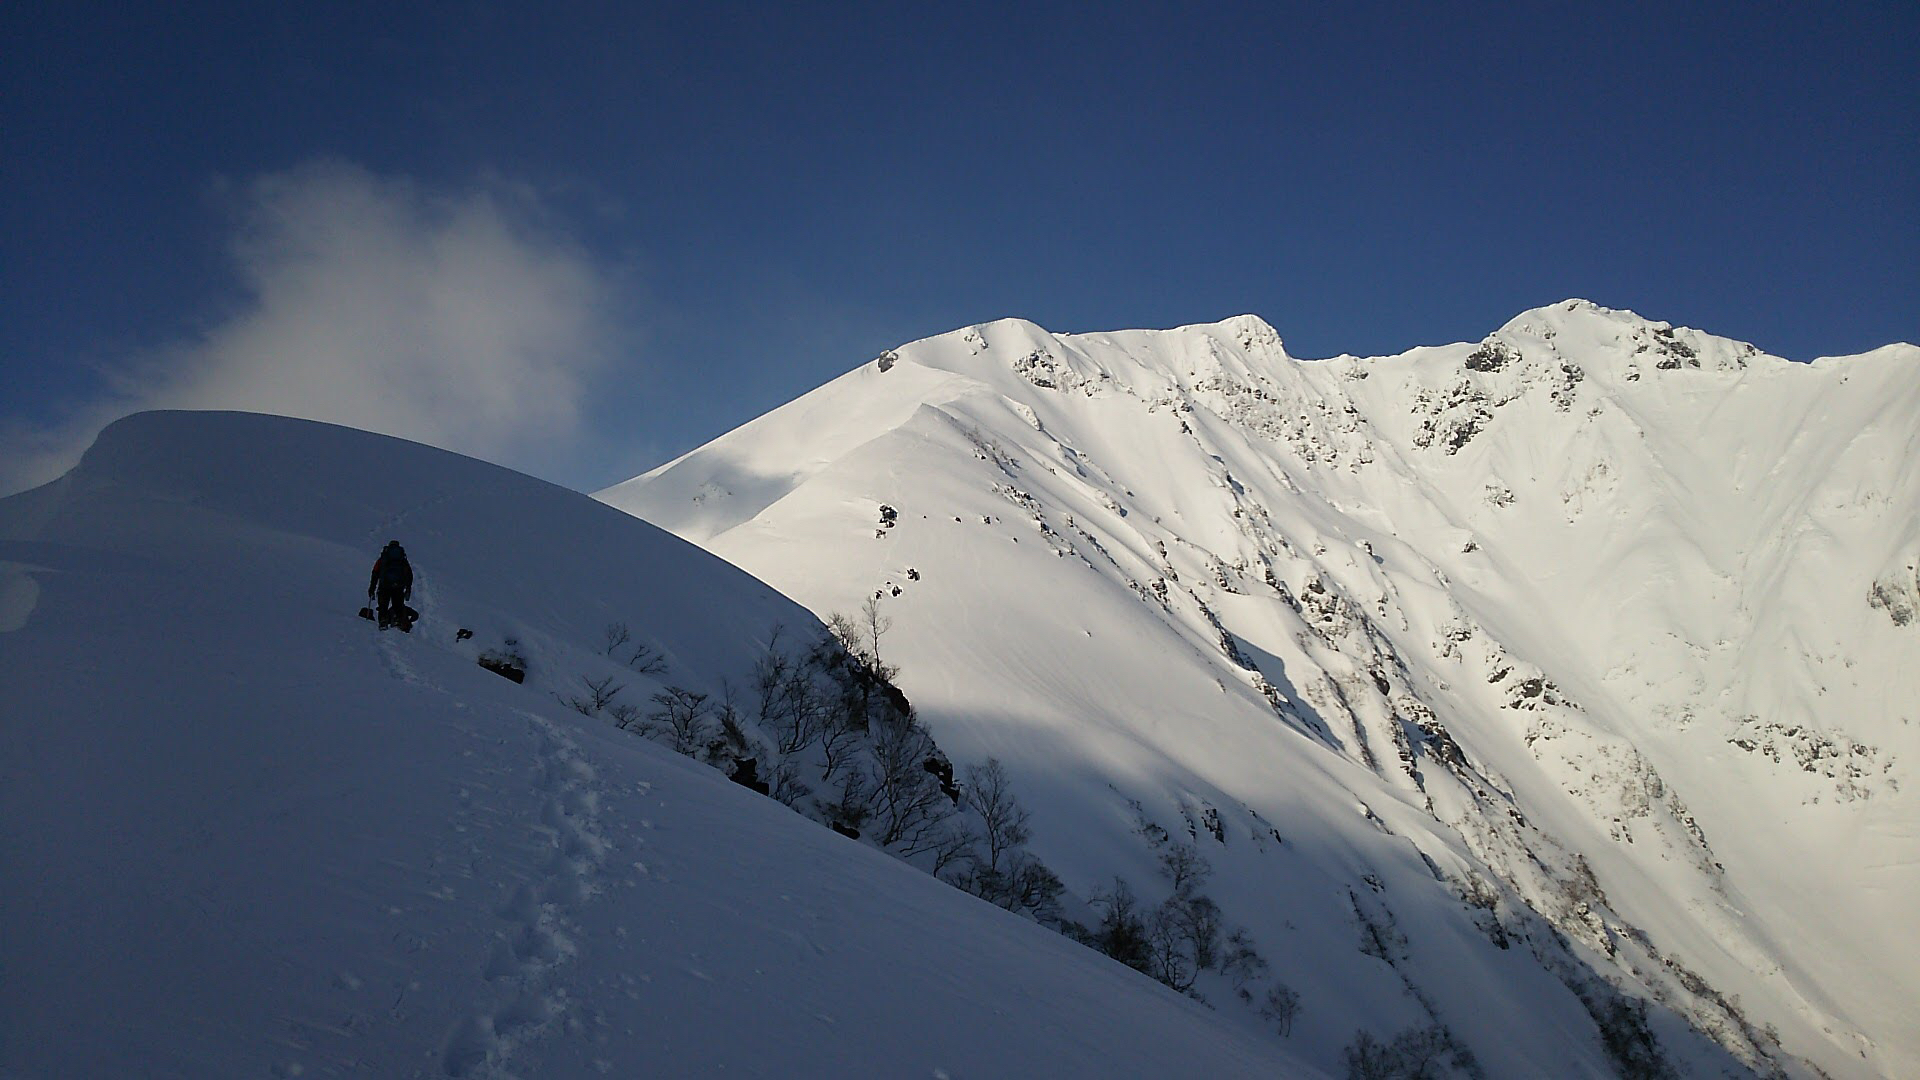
(605, 305, 1920, 1080)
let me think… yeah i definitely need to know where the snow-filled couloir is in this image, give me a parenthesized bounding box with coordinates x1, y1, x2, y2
(603, 300, 1920, 1078)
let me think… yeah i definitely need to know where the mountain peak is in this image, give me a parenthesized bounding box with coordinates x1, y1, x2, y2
(1496, 298, 1672, 339)
(604, 300, 1920, 1079)
(1063, 313, 1289, 359)
(1489, 298, 1771, 373)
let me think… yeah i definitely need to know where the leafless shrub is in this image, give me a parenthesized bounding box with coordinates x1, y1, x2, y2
(646, 685, 714, 755)
(558, 673, 625, 716)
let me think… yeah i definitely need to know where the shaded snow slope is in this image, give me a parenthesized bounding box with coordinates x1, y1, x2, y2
(604, 301, 1920, 1079)
(0, 411, 1320, 1078)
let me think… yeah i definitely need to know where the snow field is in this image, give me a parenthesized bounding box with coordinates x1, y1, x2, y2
(0, 411, 1322, 1078)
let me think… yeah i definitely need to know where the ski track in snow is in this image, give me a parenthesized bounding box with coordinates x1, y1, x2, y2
(374, 626, 426, 686)
(442, 710, 614, 1078)
(367, 594, 619, 1080)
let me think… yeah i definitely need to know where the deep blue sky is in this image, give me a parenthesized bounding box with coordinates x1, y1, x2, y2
(4, 2, 1915, 492)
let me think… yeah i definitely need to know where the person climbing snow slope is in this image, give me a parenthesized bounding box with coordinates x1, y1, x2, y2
(368, 540, 414, 631)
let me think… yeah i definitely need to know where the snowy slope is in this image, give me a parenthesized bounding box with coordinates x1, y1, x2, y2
(0, 411, 1324, 1079)
(604, 301, 1920, 1079)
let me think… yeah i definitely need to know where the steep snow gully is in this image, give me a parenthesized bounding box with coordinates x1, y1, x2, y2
(606, 301, 1920, 1080)
(1, 412, 1315, 1078)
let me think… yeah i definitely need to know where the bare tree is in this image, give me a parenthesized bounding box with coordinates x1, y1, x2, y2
(626, 642, 667, 676)
(826, 602, 898, 683)
(822, 765, 875, 835)
(926, 820, 979, 876)
(1222, 928, 1269, 990)
(754, 628, 824, 755)
(1088, 879, 1153, 973)
(1146, 906, 1201, 993)
(768, 759, 810, 808)
(558, 673, 625, 716)
(964, 759, 1031, 878)
(604, 619, 668, 674)
(1168, 892, 1223, 973)
(708, 679, 755, 765)
(869, 712, 955, 853)
(603, 621, 633, 656)
(646, 685, 714, 755)
(825, 612, 863, 661)
(860, 595, 895, 678)
(1261, 981, 1301, 1037)
(1159, 840, 1209, 900)
(818, 708, 863, 781)
(981, 852, 1064, 917)
(1343, 1025, 1463, 1079)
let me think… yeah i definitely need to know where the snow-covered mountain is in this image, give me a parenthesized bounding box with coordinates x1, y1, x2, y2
(603, 300, 1920, 1079)
(0, 411, 1322, 1078)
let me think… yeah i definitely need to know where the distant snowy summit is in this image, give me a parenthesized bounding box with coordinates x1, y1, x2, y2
(604, 301, 1919, 1080)
(872, 299, 1897, 394)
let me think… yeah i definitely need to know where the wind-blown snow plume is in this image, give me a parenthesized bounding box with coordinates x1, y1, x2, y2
(0, 161, 621, 495)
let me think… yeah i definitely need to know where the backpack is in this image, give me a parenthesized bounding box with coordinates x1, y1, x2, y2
(380, 545, 411, 587)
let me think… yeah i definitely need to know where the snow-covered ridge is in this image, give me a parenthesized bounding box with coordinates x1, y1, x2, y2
(0, 411, 1322, 1078)
(604, 302, 1920, 1078)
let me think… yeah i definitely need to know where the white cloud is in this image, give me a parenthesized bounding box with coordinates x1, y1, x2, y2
(2, 161, 623, 495)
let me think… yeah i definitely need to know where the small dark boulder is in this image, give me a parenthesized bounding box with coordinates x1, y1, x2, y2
(881, 683, 912, 715)
(478, 651, 526, 684)
(1464, 344, 1509, 372)
(728, 757, 772, 796)
(923, 755, 962, 803)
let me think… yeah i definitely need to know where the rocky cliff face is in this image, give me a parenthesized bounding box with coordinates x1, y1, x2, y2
(603, 301, 1920, 1078)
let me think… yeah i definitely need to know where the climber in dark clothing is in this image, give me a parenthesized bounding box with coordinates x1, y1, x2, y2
(368, 540, 414, 630)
